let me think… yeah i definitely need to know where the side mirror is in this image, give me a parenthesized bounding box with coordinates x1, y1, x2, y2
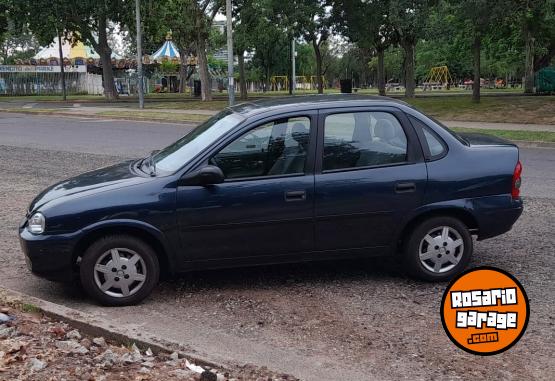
(179, 165, 225, 186)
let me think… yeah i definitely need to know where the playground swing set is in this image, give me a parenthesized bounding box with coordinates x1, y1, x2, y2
(422, 65, 454, 90)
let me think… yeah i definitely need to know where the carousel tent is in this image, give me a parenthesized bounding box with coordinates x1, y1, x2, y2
(33, 38, 122, 62)
(151, 34, 180, 61)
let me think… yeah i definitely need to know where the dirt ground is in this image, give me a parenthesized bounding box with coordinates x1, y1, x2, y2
(0, 144, 554, 380)
(0, 303, 296, 381)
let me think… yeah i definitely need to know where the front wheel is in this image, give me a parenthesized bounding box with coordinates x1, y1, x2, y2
(403, 216, 473, 281)
(80, 235, 159, 306)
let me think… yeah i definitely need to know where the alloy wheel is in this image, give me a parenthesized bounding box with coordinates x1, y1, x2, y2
(93, 248, 147, 298)
(418, 226, 464, 274)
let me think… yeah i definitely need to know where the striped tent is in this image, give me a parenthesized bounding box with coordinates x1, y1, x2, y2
(151, 33, 180, 61)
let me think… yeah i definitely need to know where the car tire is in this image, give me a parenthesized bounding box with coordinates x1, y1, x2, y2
(403, 216, 473, 281)
(80, 235, 159, 306)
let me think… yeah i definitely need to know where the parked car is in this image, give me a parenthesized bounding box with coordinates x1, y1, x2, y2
(19, 95, 523, 306)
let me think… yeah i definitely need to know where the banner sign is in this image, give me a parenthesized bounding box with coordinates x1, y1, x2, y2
(0, 65, 87, 73)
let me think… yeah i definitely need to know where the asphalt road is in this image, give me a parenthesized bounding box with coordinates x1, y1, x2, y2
(0, 113, 554, 380)
(0, 112, 195, 156)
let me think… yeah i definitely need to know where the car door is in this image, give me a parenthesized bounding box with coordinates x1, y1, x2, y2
(176, 112, 317, 263)
(314, 107, 427, 252)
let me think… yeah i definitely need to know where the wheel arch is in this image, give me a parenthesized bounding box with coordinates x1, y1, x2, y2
(73, 220, 174, 278)
(397, 207, 479, 251)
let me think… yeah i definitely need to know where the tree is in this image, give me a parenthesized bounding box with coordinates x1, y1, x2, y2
(389, 0, 436, 98)
(0, 23, 39, 64)
(232, 0, 259, 99)
(333, 0, 395, 96)
(510, 0, 555, 93)
(10, 0, 129, 100)
(250, 19, 290, 91)
(191, 0, 222, 101)
(0, 1, 8, 47)
(273, 0, 333, 94)
(446, 0, 504, 102)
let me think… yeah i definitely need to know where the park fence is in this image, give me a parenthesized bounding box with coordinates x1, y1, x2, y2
(0, 68, 103, 96)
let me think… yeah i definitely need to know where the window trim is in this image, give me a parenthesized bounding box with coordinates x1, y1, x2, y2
(321, 160, 412, 174)
(408, 115, 449, 161)
(200, 113, 317, 182)
(315, 107, 421, 174)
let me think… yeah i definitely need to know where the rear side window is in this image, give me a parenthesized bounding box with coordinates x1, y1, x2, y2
(423, 128, 445, 157)
(409, 116, 447, 160)
(323, 112, 407, 171)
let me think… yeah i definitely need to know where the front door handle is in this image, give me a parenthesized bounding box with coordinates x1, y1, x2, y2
(285, 190, 306, 202)
(395, 182, 416, 193)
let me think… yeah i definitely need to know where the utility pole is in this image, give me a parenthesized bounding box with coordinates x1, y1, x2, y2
(226, 0, 235, 106)
(135, 0, 144, 109)
(291, 39, 296, 95)
(57, 32, 66, 101)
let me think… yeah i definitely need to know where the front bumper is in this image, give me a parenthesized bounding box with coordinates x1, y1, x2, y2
(19, 228, 78, 282)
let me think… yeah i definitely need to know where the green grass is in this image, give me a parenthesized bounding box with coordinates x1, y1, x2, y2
(97, 110, 210, 123)
(21, 303, 41, 313)
(452, 127, 555, 143)
(146, 100, 228, 111)
(405, 96, 555, 125)
(0, 94, 105, 102)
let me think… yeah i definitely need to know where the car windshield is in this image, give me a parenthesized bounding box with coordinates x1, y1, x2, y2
(151, 110, 245, 173)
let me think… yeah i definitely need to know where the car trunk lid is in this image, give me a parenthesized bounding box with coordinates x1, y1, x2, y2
(457, 132, 516, 147)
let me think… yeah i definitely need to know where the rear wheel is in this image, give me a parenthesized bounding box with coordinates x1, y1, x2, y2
(403, 216, 473, 281)
(80, 235, 159, 306)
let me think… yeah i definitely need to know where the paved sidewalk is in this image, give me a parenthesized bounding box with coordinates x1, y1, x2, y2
(68, 105, 218, 116)
(442, 120, 555, 132)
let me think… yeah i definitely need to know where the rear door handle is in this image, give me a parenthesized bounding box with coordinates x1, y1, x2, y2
(395, 182, 416, 193)
(285, 190, 306, 202)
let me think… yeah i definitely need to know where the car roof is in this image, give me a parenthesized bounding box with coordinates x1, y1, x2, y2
(228, 94, 410, 117)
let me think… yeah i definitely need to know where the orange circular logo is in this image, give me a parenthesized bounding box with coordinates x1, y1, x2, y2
(441, 266, 529, 355)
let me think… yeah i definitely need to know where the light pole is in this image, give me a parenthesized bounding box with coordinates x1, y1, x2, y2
(291, 39, 296, 95)
(226, 0, 235, 106)
(135, 0, 144, 109)
(57, 31, 67, 101)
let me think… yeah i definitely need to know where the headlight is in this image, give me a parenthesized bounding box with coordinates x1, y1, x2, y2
(28, 212, 45, 234)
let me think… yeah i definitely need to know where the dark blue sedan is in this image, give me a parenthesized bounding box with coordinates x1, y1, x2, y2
(19, 95, 523, 305)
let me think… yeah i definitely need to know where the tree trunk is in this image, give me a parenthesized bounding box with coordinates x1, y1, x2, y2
(402, 41, 415, 98)
(265, 66, 270, 92)
(196, 37, 212, 101)
(179, 50, 188, 93)
(313, 40, 323, 94)
(472, 34, 481, 103)
(238, 50, 247, 100)
(377, 47, 386, 96)
(97, 16, 118, 100)
(524, 26, 535, 94)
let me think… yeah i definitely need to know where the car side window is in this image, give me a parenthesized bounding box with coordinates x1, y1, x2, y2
(210, 116, 311, 179)
(323, 112, 407, 171)
(409, 116, 446, 159)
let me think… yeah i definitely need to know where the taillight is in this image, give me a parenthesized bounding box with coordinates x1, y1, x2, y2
(512, 160, 522, 199)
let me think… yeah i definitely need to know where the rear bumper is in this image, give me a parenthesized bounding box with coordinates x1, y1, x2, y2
(475, 196, 523, 240)
(19, 228, 78, 282)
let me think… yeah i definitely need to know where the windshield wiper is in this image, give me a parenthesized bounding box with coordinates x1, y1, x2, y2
(141, 150, 159, 177)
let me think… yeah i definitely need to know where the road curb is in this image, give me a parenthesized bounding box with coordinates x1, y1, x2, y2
(0, 109, 203, 125)
(513, 140, 555, 149)
(0, 286, 227, 371)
